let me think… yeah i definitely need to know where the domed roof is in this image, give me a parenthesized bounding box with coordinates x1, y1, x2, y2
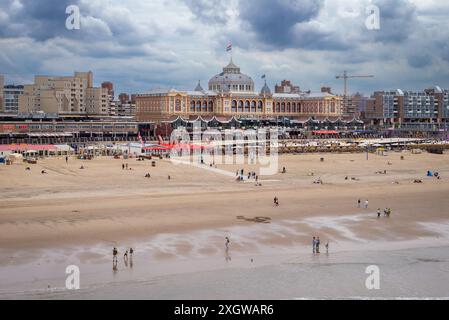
(208, 58, 254, 93)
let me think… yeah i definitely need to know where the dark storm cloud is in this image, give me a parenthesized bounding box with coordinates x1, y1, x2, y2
(0, 0, 81, 40)
(372, 0, 418, 43)
(407, 54, 432, 68)
(239, 0, 324, 48)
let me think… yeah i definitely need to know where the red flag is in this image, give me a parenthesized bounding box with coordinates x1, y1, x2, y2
(138, 132, 144, 147)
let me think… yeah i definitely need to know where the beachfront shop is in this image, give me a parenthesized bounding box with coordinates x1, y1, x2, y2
(0, 144, 74, 157)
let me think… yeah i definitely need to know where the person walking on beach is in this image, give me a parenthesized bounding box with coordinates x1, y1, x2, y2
(316, 237, 321, 254)
(377, 208, 381, 218)
(312, 237, 316, 254)
(358, 199, 361, 208)
(225, 237, 230, 249)
(325, 241, 329, 254)
(128, 248, 134, 268)
(364, 200, 369, 209)
(122, 163, 125, 170)
(274, 197, 279, 207)
(65, 156, 68, 164)
(113, 247, 118, 263)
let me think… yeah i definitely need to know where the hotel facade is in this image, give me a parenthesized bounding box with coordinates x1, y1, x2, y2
(135, 59, 343, 123)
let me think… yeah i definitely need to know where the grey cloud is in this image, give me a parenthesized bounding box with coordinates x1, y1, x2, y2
(0, 0, 81, 40)
(239, 0, 324, 48)
(407, 54, 432, 68)
(372, 0, 418, 43)
(182, 0, 232, 24)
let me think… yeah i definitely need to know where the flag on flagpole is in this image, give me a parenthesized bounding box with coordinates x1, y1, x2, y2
(226, 42, 232, 52)
(138, 132, 144, 147)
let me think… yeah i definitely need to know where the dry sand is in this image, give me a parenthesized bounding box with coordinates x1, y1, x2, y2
(0, 150, 448, 253)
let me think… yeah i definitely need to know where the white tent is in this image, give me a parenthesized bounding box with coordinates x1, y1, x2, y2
(7, 153, 24, 162)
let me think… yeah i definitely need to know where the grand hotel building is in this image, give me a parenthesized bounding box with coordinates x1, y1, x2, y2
(135, 59, 343, 123)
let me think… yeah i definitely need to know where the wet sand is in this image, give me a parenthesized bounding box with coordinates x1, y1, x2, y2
(1, 151, 449, 298)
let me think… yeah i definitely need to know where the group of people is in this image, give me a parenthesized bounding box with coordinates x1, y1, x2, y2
(312, 237, 329, 254)
(377, 208, 392, 218)
(235, 169, 260, 185)
(357, 199, 369, 209)
(112, 247, 134, 270)
(427, 171, 441, 180)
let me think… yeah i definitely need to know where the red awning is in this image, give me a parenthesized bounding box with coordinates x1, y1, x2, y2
(0, 144, 57, 151)
(312, 130, 339, 135)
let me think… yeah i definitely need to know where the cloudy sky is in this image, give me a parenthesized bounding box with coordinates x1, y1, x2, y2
(1, 0, 449, 96)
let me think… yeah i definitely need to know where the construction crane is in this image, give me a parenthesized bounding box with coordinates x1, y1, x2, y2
(336, 71, 374, 97)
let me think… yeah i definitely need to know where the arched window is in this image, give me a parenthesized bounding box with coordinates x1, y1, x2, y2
(245, 101, 250, 112)
(258, 101, 263, 113)
(196, 101, 201, 113)
(281, 102, 286, 113)
(232, 100, 237, 112)
(208, 101, 214, 112)
(292, 103, 296, 113)
(238, 101, 244, 112)
(203, 101, 208, 112)
(287, 102, 291, 113)
(251, 101, 256, 113)
(298, 103, 302, 113)
(190, 101, 195, 112)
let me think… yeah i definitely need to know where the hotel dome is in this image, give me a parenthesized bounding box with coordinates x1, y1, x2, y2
(208, 59, 255, 93)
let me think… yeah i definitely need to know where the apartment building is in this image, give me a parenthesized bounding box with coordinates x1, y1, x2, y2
(364, 87, 449, 129)
(3, 85, 24, 114)
(18, 71, 109, 116)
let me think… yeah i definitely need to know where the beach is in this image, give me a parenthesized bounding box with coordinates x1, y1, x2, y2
(1, 150, 449, 299)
